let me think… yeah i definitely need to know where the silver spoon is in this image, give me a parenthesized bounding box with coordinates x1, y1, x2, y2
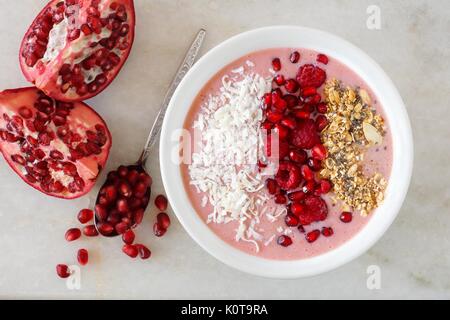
(94, 29, 206, 237)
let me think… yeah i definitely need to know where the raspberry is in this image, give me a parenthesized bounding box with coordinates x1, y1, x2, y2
(290, 119, 320, 149)
(275, 161, 302, 190)
(296, 64, 326, 88)
(298, 195, 328, 225)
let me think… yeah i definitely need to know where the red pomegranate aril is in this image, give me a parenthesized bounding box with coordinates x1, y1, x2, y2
(153, 222, 167, 237)
(274, 75, 286, 86)
(78, 209, 94, 224)
(277, 235, 293, 247)
(317, 103, 328, 114)
(83, 225, 99, 237)
(126, 170, 139, 185)
(318, 179, 332, 194)
(95, 204, 108, 221)
(133, 208, 144, 225)
(18, 106, 33, 119)
(157, 212, 171, 229)
(116, 198, 129, 213)
(272, 58, 281, 71)
(302, 180, 315, 194)
(285, 214, 299, 227)
(288, 191, 306, 202)
(122, 244, 138, 258)
(312, 144, 327, 160)
(280, 117, 297, 130)
(340, 211, 353, 223)
(298, 225, 306, 233)
(289, 149, 307, 164)
(322, 227, 334, 237)
(154, 194, 168, 211)
(77, 249, 89, 266)
(65, 228, 81, 242)
(266, 110, 283, 123)
(136, 244, 151, 260)
(273, 124, 289, 141)
(301, 164, 314, 181)
(119, 182, 132, 198)
(285, 79, 299, 93)
(98, 222, 114, 235)
(307, 158, 322, 171)
(290, 202, 305, 216)
(115, 221, 129, 234)
(316, 115, 328, 131)
(266, 178, 278, 195)
(262, 93, 272, 108)
(274, 194, 287, 204)
(284, 94, 299, 108)
(293, 110, 310, 120)
(306, 229, 321, 243)
(122, 229, 135, 245)
(290, 51, 300, 63)
(56, 264, 71, 278)
(317, 54, 329, 65)
(301, 86, 317, 98)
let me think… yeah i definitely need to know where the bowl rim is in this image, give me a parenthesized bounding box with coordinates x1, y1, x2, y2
(160, 25, 414, 279)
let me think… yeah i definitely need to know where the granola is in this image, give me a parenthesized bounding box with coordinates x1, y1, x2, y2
(321, 79, 387, 216)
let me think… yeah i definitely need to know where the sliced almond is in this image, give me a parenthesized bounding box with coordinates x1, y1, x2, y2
(359, 89, 371, 105)
(363, 122, 383, 145)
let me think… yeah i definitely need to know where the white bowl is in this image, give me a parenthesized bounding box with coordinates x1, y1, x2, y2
(160, 26, 413, 278)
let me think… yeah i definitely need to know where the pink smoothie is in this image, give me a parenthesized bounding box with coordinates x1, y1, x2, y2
(181, 48, 392, 260)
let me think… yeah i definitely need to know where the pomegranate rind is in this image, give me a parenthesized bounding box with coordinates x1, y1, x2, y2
(19, 0, 136, 102)
(0, 87, 112, 199)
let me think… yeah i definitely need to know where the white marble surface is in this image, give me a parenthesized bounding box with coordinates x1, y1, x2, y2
(0, 0, 449, 299)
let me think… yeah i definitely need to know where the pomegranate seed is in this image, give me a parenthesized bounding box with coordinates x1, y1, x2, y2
(274, 194, 287, 204)
(83, 225, 99, 237)
(318, 179, 332, 194)
(312, 144, 327, 160)
(284, 94, 299, 108)
(119, 182, 132, 198)
(98, 222, 114, 235)
(290, 51, 300, 63)
(289, 149, 307, 164)
(306, 230, 321, 243)
(122, 229, 135, 244)
(316, 115, 328, 131)
(77, 249, 89, 266)
(262, 93, 272, 108)
(266, 110, 283, 123)
(133, 208, 145, 225)
(65, 228, 81, 242)
(18, 106, 33, 119)
(56, 264, 71, 278)
(115, 222, 129, 234)
(308, 94, 321, 105)
(322, 227, 334, 237)
(274, 74, 286, 86)
(301, 86, 317, 97)
(285, 79, 299, 93)
(317, 103, 328, 114)
(293, 110, 310, 120)
(265, 178, 278, 195)
(290, 202, 305, 216)
(118, 165, 128, 177)
(154, 195, 168, 211)
(122, 244, 138, 258)
(277, 235, 293, 247)
(288, 191, 306, 202)
(298, 225, 306, 233)
(340, 212, 353, 223)
(301, 165, 314, 181)
(307, 158, 322, 171)
(136, 244, 152, 259)
(302, 180, 315, 194)
(272, 58, 281, 71)
(285, 214, 299, 227)
(153, 222, 167, 237)
(273, 124, 289, 140)
(317, 54, 329, 65)
(280, 117, 297, 130)
(77, 209, 94, 224)
(116, 198, 129, 213)
(95, 204, 108, 221)
(157, 212, 171, 229)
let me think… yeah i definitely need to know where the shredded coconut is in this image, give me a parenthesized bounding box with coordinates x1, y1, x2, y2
(188, 66, 272, 250)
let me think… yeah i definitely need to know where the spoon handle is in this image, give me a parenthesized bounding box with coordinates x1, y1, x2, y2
(139, 29, 207, 166)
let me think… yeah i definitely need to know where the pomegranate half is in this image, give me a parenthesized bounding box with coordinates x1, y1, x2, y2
(19, 0, 135, 102)
(0, 87, 112, 199)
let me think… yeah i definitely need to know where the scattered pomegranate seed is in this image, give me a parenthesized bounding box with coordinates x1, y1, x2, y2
(56, 264, 71, 278)
(289, 149, 307, 164)
(301, 164, 314, 181)
(83, 225, 99, 237)
(290, 202, 305, 216)
(340, 211, 353, 223)
(302, 180, 315, 194)
(266, 110, 283, 123)
(285, 214, 299, 227)
(263, 93, 272, 108)
(317, 54, 329, 65)
(301, 86, 317, 97)
(122, 244, 138, 258)
(274, 194, 287, 204)
(290, 51, 300, 63)
(316, 103, 327, 114)
(157, 212, 171, 229)
(318, 179, 332, 194)
(322, 227, 334, 237)
(285, 79, 299, 93)
(77, 209, 94, 224)
(272, 58, 281, 71)
(298, 225, 305, 233)
(306, 230, 321, 243)
(307, 158, 322, 171)
(266, 178, 278, 195)
(312, 144, 327, 160)
(315, 115, 328, 131)
(277, 235, 293, 247)
(154, 194, 168, 211)
(293, 110, 310, 120)
(280, 117, 297, 130)
(288, 191, 306, 202)
(77, 249, 89, 266)
(65, 228, 81, 242)
(274, 74, 286, 86)
(153, 222, 167, 237)
(136, 244, 151, 259)
(121, 229, 135, 245)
